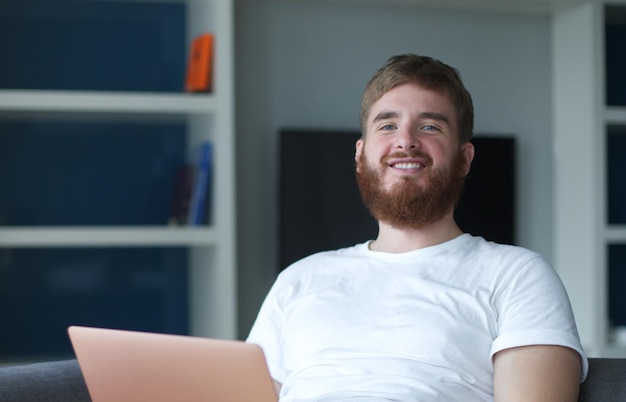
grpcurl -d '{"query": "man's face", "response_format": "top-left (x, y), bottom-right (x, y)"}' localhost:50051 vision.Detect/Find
top-left (355, 83), bottom-right (474, 229)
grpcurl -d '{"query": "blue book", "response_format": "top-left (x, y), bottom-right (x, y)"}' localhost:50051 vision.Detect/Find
top-left (187, 142), bottom-right (213, 225)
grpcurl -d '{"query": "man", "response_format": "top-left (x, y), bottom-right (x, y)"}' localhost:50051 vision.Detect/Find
top-left (248, 54), bottom-right (587, 401)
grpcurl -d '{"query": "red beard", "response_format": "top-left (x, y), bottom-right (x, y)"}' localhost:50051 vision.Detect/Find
top-left (356, 149), bottom-right (467, 230)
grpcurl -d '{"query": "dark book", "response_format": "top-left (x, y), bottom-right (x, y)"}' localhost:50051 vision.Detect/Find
top-left (167, 165), bottom-right (195, 226)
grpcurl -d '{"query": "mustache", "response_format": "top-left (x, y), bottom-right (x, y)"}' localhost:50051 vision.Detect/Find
top-left (381, 151), bottom-right (433, 165)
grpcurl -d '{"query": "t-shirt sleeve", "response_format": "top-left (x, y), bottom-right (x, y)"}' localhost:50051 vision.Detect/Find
top-left (489, 255), bottom-right (588, 381)
top-left (246, 276), bottom-right (288, 383)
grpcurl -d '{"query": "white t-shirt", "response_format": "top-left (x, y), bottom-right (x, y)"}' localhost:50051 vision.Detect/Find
top-left (247, 234), bottom-right (588, 401)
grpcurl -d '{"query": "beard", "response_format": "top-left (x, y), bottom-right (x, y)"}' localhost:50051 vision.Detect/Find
top-left (355, 149), bottom-right (467, 230)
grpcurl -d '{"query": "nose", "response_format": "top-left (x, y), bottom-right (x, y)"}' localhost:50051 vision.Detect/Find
top-left (394, 127), bottom-right (419, 150)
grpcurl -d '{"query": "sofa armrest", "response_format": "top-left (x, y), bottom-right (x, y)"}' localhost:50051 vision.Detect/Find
top-left (0, 359), bottom-right (90, 402)
top-left (579, 358), bottom-right (626, 402)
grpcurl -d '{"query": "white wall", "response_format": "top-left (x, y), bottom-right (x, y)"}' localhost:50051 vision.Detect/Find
top-left (235, 0), bottom-right (553, 337)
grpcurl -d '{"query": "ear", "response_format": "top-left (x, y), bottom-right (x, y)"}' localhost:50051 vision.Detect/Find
top-left (355, 138), bottom-right (364, 173)
top-left (461, 141), bottom-right (475, 176)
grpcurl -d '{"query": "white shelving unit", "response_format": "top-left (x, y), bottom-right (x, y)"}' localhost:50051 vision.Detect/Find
top-left (554, 0), bottom-right (626, 357)
top-left (0, 0), bottom-right (236, 343)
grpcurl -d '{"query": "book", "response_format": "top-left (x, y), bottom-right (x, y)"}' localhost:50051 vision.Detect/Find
top-left (187, 142), bottom-right (213, 226)
top-left (167, 165), bottom-right (195, 226)
top-left (185, 33), bottom-right (214, 92)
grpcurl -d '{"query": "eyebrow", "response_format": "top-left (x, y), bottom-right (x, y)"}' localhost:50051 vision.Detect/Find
top-left (371, 111), bottom-right (399, 124)
top-left (371, 110), bottom-right (450, 125)
top-left (419, 112), bottom-right (450, 124)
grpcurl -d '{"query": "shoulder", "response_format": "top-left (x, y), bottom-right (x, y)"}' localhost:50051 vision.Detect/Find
top-left (452, 235), bottom-right (560, 290)
top-left (274, 242), bottom-right (370, 287)
top-left (455, 234), bottom-right (548, 268)
top-left (462, 234), bottom-right (540, 257)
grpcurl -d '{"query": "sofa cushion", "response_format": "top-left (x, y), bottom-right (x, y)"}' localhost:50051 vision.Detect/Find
top-left (0, 356), bottom-right (624, 401)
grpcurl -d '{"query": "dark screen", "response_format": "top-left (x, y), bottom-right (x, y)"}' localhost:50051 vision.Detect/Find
top-left (278, 129), bottom-right (516, 271)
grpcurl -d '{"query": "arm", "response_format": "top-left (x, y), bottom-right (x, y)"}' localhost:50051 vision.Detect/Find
top-left (493, 345), bottom-right (581, 402)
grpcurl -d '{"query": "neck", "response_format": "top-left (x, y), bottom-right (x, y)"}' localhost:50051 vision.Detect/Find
top-left (369, 212), bottom-right (463, 253)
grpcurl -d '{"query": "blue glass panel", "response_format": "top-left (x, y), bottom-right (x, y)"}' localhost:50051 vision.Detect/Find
top-left (609, 244), bottom-right (626, 327)
top-left (0, 1), bottom-right (185, 92)
top-left (607, 126), bottom-right (626, 225)
top-left (0, 247), bottom-right (188, 360)
top-left (0, 120), bottom-right (186, 226)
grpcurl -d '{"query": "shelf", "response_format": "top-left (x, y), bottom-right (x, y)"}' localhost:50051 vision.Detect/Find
top-left (605, 106), bottom-right (626, 124)
top-left (607, 225), bottom-right (626, 243)
top-left (0, 226), bottom-right (219, 248)
top-left (0, 89), bottom-right (216, 116)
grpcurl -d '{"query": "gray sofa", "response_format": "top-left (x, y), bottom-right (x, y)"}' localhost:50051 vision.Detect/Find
top-left (0, 358), bottom-right (624, 401)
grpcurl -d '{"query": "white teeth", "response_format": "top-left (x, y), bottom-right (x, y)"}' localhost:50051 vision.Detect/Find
top-left (394, 162), bottom-right (422, 169)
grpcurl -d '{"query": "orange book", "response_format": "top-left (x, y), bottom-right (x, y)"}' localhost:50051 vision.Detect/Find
top-left (185, 33), bottom-right (214, 92)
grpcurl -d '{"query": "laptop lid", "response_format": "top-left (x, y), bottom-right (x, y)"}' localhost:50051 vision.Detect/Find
top-left (68, 326), bottom-right (278, 402)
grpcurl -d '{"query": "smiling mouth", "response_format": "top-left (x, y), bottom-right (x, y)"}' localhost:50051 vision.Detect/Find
top-left (391, 162), bottom-right (424, 169)
top-left (384, 152), bottom-right (431, 172)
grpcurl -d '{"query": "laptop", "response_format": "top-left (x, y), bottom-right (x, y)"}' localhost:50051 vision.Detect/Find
top-left (68, 326), bottom-right (278, 402)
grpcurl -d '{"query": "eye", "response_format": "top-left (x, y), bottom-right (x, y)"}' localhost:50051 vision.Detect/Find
top-left (379, 123), bottom-right (397, 132)
top-left (421, 124), bottom-right (440, 133)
